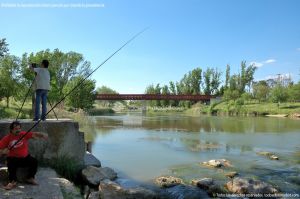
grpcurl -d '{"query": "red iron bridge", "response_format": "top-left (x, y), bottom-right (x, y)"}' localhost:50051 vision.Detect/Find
top-left (96, 94), bottom-right (216, 102)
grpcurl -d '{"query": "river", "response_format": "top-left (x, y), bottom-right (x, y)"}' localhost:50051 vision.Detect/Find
top-left (84, 113), bottom-right (300, 193)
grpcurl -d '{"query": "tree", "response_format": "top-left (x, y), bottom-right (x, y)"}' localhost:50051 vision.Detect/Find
top-left (96, 86), bottom-right (118, 107)
top-left (225, 64), bottom-right (230, 89)
top-left (161, 85), bottom-right (170, 107)
top-left (190, 68), bottom-right (202, 94)
top-left (223, 89), bottom-right (240, 101)
top-left (63, 76), bottom-right (95, 110)
top-left (0, 55), bottom-right (21, 107)
top-left (245, 64), bottom-right (257, 92)
top-left (203, 68), bottom-right (213, 95)
top-left (229, 75), bottom-right (239, 91)
top-left (240, 61), bottom-right (247, 93)
top-left (0, 38), bottom-right (9, 57)
top-left (145, 84), bottom-right (156, 107)
top-left (154, 83), bottom-right (161, 106)
top-left (288, 82), bottom-right (300, 102)
top-left (252, 81), bottom-right (270, 102)
top-left (270, 84), bottom-right (288, 103)
top-left (169, 81), bottom-right (177, 106)
top-left (24, 49), bottom-right (92, 104)
top-left (211, 68), bottom-right (222, 94)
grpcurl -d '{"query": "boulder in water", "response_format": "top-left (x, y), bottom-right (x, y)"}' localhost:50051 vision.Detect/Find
top-left (226, 177), bottom-right (279, 194)
top-left (154, 176), bottom-right (183, 188)
top-left (202, 159), bottom-right (232, 168)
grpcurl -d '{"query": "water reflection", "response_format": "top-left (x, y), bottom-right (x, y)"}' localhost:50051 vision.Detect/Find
top-left (92, 113), bottom-right (300, 134)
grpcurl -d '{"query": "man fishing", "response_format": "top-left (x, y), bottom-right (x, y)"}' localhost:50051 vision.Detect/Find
top-left (0, 121), bottom-right (48, 190)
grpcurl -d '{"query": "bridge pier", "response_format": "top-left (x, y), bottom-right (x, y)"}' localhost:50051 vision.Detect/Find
top-left (141, 100), bottom-right (147, 114)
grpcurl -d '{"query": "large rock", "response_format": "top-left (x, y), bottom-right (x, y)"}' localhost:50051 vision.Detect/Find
top-left (226, 177), bottom-right (279, 194)
top-left (84, 151), bottom-right (101, 167)
top-left (154, 176), bottom-right (183, 188)
top-left (82, 166), bottom-right (117, 186)
top-left (0, 120), bottom-right (86, 165)
top-left (99, 179), bottom-right (157, 199)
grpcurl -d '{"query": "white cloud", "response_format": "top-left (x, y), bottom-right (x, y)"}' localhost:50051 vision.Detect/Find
top-left (265, 59), bottom-right (276, 64)
top-left (250, 59), bottom-right (276, 68)
top-left (297, 48), bottom-right (300, 51)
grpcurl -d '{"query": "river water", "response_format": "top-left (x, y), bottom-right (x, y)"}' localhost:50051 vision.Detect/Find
top-left (85, 113), bottom-right (300, 193)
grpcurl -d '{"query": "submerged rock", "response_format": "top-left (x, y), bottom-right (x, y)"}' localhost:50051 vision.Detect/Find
top-left (188, 142), bottom-right (221, 152)
top-left (257, 151), bottom-right (279, 160)
top-left (99, 179), bottom-right (157, 199)
top-left (191, 178), bottom-right (214, 190)
top-left (81, 166), bottom-right (117, 186)
top-left (154, 176), bottom-right (183, 188)
top-left (201, 159), bottom-right (232, 168)
top-left (270, 155), bottom-right (279, 160)
top-left (226, 177), bottom-right (279, 194)
top-left (163, 184), bottom-right (209, 199)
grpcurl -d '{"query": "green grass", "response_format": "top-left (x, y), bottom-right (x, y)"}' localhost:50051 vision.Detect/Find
top-left (49, 154), bottom-right (82, 183)
top-left (212, 101), bottom-right (300, 116)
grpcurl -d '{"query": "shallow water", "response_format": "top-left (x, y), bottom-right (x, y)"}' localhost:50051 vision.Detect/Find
top-left (86, 113), bottom-right (300, 193)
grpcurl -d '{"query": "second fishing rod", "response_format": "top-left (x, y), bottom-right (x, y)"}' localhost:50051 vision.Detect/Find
top-left (9, 27), bottom-right (148, 150)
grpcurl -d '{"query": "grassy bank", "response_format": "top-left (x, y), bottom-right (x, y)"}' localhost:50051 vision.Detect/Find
top-left (187, 101), bottom-right (300, 117)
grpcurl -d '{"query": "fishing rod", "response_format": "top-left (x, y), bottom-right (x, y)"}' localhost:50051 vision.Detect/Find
top-left (47, 97), bottom-right (58, 120)
top-left (16, 76), bottom-right (36, 121)
top-left (9, 27), bottom-right (148, 150)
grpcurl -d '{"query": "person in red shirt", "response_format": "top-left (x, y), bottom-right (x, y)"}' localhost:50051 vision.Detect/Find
top-left (0, 121), bottom-right (48, 190)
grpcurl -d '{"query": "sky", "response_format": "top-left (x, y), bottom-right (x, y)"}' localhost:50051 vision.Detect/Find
top-left (0, 0), bottom-right (300, 93)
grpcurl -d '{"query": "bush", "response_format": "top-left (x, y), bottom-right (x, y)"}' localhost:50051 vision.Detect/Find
top-left (49, 155), bottom-right (82, 183)
top-left (235, 98), bottom-right (244, 106)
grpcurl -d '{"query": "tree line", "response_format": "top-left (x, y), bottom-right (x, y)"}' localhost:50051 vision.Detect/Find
top-left (145, 61), bottom-right (300, 107)
top-left (0, 38), bottom-right (96, 110)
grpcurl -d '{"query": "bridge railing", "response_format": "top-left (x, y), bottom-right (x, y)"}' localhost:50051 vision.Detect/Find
top-left (95, 94), bottom-right (215, 101)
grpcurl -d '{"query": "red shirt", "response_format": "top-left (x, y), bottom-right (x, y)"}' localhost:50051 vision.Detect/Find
top-left (0, 131), bottom-right (33, 158)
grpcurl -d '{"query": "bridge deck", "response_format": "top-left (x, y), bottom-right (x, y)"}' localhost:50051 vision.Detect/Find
top-left (95, 94), bottom-right (214, 101)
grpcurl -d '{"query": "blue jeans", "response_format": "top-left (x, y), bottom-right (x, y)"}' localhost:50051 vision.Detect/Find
top-left (35, 89), bottom-right (48, 120)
